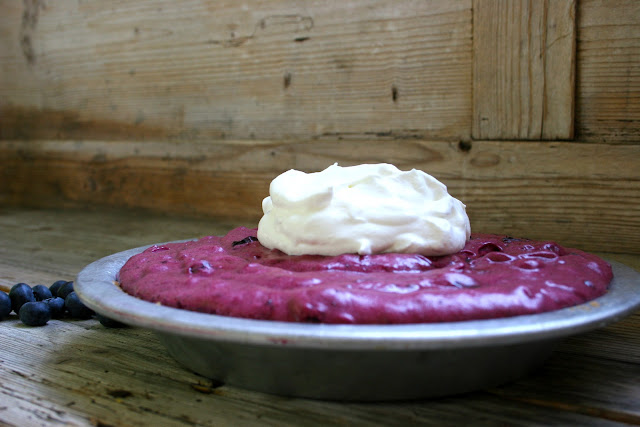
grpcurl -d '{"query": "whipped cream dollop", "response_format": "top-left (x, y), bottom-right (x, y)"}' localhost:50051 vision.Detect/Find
top-left (257, 163), bottom-right (471, 256)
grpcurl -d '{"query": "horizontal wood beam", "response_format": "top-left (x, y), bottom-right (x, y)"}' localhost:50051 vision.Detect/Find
top-left (2, 139), bottom-right (639, 254)
top-left (0, 0), bottom-right (472, 142)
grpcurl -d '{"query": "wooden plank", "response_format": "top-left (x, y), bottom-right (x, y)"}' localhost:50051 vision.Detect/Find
top-left (0, 0), bottom-right (472, 142)
top-left (0, 317), bottom-right (630, 426)
top-left (559, 311), bottom-right (640, 365)
top-left (473, 0), bottom-right (576, 140)
top-left (0, 207), bottom-right (638, 425)
top-left (576, 0), bottom-right (640, 143)
top-left (1, 139), bottom-right (640, 254)
top-left (488, 352), bottom-right (640, 425)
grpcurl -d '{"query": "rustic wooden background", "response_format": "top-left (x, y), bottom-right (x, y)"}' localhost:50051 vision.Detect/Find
top-left (1, 0), bottom-right (639, 254)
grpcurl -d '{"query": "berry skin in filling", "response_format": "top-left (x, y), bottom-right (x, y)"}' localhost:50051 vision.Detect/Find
top-left (117, 227), bottom-right (613, 324)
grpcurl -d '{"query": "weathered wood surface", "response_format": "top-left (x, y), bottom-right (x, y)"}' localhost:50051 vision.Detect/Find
top-left (2, 0), bottom-right (639, 144)
top-left (576, 0), bottom-right (640, 143)
top-left (2, 139), bottom-right (640, 255)
top-left (472, 0), bottom-right (576, 140)
top-left (0, 0), bottom-right (472, 142)
top-left (0, 207), bottom-right (639, 426)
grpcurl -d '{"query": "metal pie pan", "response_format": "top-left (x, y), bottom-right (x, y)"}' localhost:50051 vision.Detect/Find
top-left (75, 241), bottom-right (640, 401)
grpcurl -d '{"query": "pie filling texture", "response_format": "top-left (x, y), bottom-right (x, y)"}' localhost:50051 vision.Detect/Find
top-left (117, 227), bottom-right (613, 324)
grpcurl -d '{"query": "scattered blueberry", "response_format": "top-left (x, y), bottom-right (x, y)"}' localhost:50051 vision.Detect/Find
top-left (96, 313), bottom-right (127, 328)
top-left (0, 292), bottom-right (12, 319)
top-left (45, 297), bottom-right (66, 318)
top-left (6, 279), bottom-right (111, 327)
top-left (19, 301), bottom-right (51, 326)
top-left (57, 281), bottom-right (75, 300)
top-left (49, 280), bottom-right (67, 297)
top-left (32, 284), bottom-right (53, 301)
top-left (9, 283), bottom-right (35, 313)
top-left (65, 292), bottom-right (94, 319)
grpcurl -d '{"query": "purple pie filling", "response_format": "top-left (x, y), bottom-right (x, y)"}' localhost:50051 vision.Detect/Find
top-left (117, 227), bottom-right (612, 324)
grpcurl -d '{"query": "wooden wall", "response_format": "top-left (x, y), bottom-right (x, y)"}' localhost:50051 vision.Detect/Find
top-left (1, 0), bottom-right (639, 254)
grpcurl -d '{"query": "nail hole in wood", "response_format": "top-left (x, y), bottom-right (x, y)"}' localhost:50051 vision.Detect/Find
top-left (458, 140), bottom-right (472, 152)
top-left (284, 72), bottom-right (292, 89)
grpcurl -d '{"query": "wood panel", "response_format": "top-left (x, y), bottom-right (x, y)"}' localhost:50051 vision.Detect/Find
top-left (473, 0), bottom-right (576, 140)
top-left (2, 139), bottom-right (639, 254)
top-left (576, 0), bottom-right (640, 143)
top-left (2, 0), bottom-right (639, 144)
top-left (0, 0), bottom-right (472, 142)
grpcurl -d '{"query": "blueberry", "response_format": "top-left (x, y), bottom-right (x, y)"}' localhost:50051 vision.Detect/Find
top-left (65, 292), bottom-right (94, 319)
top-left (45, 297), bottom-right (66, 318)
top-left (57, 281), bottom-right (75, 300)
top-left (32, 284), bottom-right (53, 301)
top-left (96, 313), bottom-right (127, 328)
top-left (0, 292), bottom-right (12, 319)
top-left (49, 280), bottom-right (68, 297)
top-left (19, 301), bottom-right (51, 326)
top-left (9, 283), bottom-right (35, 313)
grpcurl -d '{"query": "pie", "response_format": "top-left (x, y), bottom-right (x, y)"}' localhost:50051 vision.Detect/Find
top-left (116, 227), bottom-right (612, 324)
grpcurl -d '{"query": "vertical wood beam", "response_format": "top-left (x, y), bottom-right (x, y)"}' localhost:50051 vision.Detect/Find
top-left (473, 0), bottom-right (576, 140)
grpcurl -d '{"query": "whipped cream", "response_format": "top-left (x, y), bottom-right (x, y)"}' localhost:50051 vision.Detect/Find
top-left (257, 163), bottom-right (471, 256)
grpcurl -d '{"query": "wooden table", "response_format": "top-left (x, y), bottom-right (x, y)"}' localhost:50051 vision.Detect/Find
top-left (1, 207), bottom-right (639, 426)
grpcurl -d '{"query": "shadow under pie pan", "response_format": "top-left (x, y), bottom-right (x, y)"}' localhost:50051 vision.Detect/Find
top-left (75, 241), bottom-right (640, 401)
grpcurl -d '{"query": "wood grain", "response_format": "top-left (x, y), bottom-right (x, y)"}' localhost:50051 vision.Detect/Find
top-left (473, 0), bottom-right (576, 140)
top-left (2, 0), bottom-right (639, 145)
top-left (488, 350), bottom-right (640, 425)
top-left (2, 138), bottom-right (639, 254)
top-left (576, 0), bottom-right (640, 143)
top-left (0, 207), bottom-right (638, 425)
top-left (0, 319), bottom-right (631, 426)
top-left (0, 0), bottom-right (472, 142)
